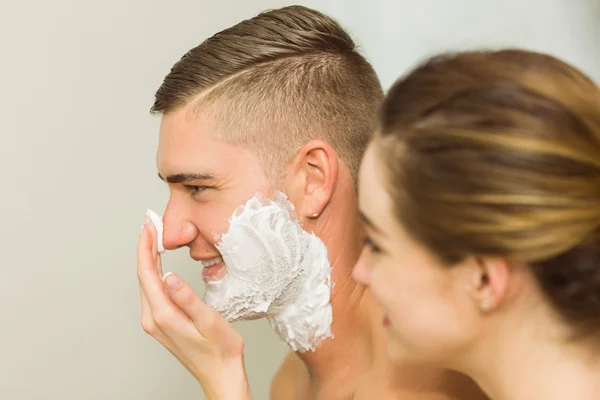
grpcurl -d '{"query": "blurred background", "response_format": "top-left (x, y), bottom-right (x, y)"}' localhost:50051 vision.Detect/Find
top-left (1, 0), bottom-right (598, 398)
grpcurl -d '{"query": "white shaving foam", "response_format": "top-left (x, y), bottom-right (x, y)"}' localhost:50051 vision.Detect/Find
top-left (146, 209), bottom-right (165, 253)
top-left (203, 192), bottom-right (334, 352)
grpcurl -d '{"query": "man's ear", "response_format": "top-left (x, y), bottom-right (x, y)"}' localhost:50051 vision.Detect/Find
top-left (284, 140), bottom-right (339, 219)
top-left (461, 256), bottom-right (511, 312)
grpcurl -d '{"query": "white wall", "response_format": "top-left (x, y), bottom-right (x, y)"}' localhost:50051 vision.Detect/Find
top-left (329, 0), bottom-right (600, 89)
top-left (1, 0), bottom-right (598, 399)
top-left (0, 1), bottom-right (325, 399)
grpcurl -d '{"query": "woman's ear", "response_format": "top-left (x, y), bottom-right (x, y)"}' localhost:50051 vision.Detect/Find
top-left (463, 257), bottom-right (510, 312)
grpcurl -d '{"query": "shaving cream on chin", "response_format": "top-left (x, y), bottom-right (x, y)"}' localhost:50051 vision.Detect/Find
top-left (204, 192), bottom-right (334, 353)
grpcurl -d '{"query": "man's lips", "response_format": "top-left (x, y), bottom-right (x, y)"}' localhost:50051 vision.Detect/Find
top-left (200, 255), bottom-right (223, 268)
top-left (200, 256), bottom-right (226, 281)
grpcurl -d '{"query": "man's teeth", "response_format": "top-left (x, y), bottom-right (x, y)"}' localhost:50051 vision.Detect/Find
top-left (201, 256), bottom-right (223, 268)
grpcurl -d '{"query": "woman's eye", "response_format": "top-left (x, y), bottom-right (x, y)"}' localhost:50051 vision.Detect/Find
top-left (364, 237), bottom-right (381, 254)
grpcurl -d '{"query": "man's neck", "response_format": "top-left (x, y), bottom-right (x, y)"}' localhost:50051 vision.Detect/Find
top-left (298, 275), bottom-right (376, 396)
top-left (295, 203), bottom-right (377, 396)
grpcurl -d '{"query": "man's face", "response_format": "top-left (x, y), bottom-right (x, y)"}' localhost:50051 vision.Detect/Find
top-left (156, 106), bottom-right (275, 281)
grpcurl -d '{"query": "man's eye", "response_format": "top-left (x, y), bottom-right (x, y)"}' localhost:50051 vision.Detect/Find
top-left (184, 185), bottom-right (207, 196)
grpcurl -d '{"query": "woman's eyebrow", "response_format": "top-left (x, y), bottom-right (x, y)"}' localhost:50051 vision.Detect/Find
top-left (359, 209), bottom-right (387, 237)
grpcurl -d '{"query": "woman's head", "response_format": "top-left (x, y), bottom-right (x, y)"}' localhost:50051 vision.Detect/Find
top-left (354, 49), bottom-right (600, 366)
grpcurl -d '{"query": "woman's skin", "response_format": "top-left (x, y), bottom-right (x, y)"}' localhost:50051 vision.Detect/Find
top-left (353, 143), bottom-right (600, 400)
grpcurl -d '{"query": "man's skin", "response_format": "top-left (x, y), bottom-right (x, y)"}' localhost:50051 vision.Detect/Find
top-left (140, 100), bottom-right (489, 399)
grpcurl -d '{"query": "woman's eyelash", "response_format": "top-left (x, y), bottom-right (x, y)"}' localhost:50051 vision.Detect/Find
top-left (364, 237), bottom-right (381, 254)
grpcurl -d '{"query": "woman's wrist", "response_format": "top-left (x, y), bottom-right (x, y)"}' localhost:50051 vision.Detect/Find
top-left (202, 357), bottom-right (252, 400)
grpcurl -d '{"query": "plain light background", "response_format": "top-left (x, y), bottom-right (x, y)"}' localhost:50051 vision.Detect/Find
top-left (1, 0), bottom-right (598, 399)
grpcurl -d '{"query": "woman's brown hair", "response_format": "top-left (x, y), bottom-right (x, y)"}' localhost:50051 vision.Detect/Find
top-left (378, 49), bottom-right (600, 339)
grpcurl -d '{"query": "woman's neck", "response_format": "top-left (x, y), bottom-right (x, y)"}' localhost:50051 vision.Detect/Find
top-left (463, 311), bottom-right (600, 400)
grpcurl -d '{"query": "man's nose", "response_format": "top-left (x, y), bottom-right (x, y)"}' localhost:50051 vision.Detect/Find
top-left (162, 207), bottom-right (198, 250)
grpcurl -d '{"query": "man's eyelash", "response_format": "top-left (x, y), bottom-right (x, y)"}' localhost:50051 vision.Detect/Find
top-left (184, 185), bottom-right (207, 195)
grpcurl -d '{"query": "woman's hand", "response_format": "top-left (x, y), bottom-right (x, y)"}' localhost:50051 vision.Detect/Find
top-left (137, 218), bottom-right (252, 399)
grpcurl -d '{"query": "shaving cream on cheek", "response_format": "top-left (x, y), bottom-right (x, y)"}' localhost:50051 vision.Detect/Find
top-left (204, 192), bottom-right (334, 352)
top-left (146, 209), bottom-right (165, 253)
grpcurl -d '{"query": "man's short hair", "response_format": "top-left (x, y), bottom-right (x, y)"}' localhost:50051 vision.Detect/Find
top-left (151, 5), bottom-right (383, 183)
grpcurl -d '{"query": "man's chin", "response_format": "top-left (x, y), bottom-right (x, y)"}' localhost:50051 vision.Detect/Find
top-left (202, 262), bottom-right (227, 281)
top-left (204, 291), bottom-right (271, 323)
top-left (228, 312), bottom-right (269, 323)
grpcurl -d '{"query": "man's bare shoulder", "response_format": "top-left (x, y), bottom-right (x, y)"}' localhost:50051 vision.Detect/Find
top-left (270, 351), bottom-right (308, 400)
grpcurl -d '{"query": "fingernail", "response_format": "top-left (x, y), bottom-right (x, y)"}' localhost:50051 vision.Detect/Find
top-left (145, 216), bottom-right (150, 225)
top-left (162, 272), bottom-right (179, 290)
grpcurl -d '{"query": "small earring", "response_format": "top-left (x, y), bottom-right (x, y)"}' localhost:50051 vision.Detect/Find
top-left (312, 213), bottom-right (319, 218)
top-left (480, 299), bottom-right (490, 311)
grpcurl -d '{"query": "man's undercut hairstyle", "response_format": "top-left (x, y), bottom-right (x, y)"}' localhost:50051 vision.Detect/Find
top-left (151, 5), bottom-right (383, 183)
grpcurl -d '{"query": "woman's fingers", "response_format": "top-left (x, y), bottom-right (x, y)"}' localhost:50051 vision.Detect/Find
top-left (163, 272), bottom-right (243, 352)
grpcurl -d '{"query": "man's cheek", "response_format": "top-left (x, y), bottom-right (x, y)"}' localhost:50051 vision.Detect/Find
top-left (200, 214), bottom-right (234, 243)
top-left (201, 193), bottom-right (263, 241)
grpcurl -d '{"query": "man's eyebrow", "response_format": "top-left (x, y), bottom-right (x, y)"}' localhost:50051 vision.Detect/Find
top-left (358, 210), bottom-right (386, 236)
top-left (157, 172), bottom-right (217, 184)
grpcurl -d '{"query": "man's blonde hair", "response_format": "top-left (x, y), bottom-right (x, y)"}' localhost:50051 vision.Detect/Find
top-left (151, 5), bottom-right (383, 182)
